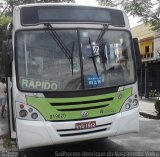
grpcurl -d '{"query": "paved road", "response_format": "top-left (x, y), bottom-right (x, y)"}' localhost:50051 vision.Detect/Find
top-left (111, 117), bottom-right (160, 151)
top-left (15, 117), bottom-right (160, 157)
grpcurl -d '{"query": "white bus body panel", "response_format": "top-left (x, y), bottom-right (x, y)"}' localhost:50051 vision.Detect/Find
top-left (17, 107), bottom-right (139, 150)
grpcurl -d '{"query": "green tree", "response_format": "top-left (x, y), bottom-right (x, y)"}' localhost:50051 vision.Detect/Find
top-left (0, 15), bottom-right (11, 39)
top-left (0, 15), bottom-right (11, 77)
top-left (96, 0), bottom-right (160, 30)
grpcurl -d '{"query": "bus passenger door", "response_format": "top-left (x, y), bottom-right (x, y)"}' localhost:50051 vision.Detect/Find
top-left (2, 40), bottom-right (16, 139)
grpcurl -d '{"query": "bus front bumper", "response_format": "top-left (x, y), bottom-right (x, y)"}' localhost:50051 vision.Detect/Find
top-left (16, 107), bottom-right (139, 150)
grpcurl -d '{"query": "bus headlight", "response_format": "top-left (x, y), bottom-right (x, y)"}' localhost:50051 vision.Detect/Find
top-left (31, 113), bottom-right (38, 119)
top-left (125, 103), bottom-right (130, 110)
top-left (133, 99), bottom-right (138, 106)
top-left (19, 110), bottom-right (28, 117)
top-left (121, 94), bottom-right (139, 112)
top-left (16, 102), bottom-right (44, 121)
top-left (28, 108), bottom-right (33, 113)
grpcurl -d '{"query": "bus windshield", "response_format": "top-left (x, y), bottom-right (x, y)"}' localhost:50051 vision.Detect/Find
top-left (16, 29), bottom-right (135, 91)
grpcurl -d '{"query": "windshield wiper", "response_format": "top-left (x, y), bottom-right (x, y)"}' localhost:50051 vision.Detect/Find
top-left (44, 23), bottom-right (71, 60)
top-left (88, 37), bottom-right (99, 77)
top-left (96, 24), bottom-right (109, 44)
top-left (88, 24), bottom-right (109, 77)
top-left (44, 23), bottom-right (75, 75)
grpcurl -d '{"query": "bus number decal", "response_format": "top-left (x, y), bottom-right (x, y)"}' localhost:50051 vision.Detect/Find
top-left (50, 114), bottom-right (66, 119)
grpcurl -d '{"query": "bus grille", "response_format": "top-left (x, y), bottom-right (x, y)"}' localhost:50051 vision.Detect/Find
top-left (50, 97), bottom-right (114, 112)
top-left (57, 122), bottom-right (112, 137)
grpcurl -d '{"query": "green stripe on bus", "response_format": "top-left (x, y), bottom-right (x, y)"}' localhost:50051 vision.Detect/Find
top-left (26, 88), bottom-right (132, 121)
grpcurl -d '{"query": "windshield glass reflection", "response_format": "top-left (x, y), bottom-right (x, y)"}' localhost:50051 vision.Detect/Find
top-left (16, 29), bottom-right (135, 91)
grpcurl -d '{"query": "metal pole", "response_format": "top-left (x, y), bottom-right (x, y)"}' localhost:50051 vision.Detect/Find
top-left (145, 62), bottom-right (149, 98)
top-left (140, 64), bottom-right (143, 99)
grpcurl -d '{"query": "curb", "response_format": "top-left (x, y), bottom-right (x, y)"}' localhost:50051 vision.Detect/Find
top-left (139, 112), bottom-right (160, 120)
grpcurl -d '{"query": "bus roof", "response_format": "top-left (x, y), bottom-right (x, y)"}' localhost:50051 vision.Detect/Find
top-left (12, 3), bottom-right (130, 30)
top-left (14, 3), bottom-right (123, 12)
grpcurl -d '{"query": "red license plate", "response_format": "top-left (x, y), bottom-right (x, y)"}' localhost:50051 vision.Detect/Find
top-left (75, 121), bottom-right (96, 130)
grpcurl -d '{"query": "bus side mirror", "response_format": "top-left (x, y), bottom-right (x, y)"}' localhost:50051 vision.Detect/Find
top-left (6, 23), bottom-right (12, 40)
top-left (2, 40), bottom-right (12, 77)
top-left (133, 38), bottom-right (142, 71)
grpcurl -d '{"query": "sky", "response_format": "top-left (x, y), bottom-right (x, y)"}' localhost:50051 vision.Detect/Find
top-left (75, 0), bottom-right (142, 28)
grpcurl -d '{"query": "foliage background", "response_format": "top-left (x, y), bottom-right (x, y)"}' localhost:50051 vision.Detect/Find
top-left (96, 0), bottom-right (160, 31)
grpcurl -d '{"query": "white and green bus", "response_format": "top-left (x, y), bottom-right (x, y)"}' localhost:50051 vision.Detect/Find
top-left (3, 3), bottom-right (141, 150)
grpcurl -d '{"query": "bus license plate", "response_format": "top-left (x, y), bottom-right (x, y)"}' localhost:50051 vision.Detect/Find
top-left (75, 121), bottom-right (96, 130)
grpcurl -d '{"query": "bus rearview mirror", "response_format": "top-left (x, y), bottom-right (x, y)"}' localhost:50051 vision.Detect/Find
top-left (133, 38), bottom-right (142, 71)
